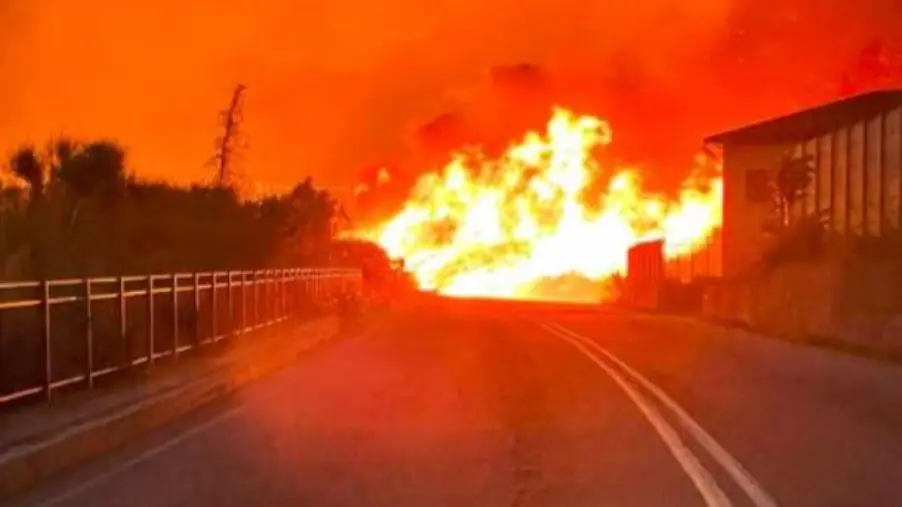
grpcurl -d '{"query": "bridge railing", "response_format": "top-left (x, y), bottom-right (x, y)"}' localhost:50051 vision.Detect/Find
top-left (0, 268), bottom-right (361, 405)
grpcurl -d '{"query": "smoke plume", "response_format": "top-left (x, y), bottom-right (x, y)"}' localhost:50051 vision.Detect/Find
top-left (1, 0), bottom-right (900, 215)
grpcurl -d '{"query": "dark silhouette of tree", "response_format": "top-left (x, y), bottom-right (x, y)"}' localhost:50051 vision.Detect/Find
top-left (773, 152), bottom-right (815, 228)
top-left (1, 133), bottom-right (350, 398)
top-left (56, 140), bottom-right (126, 201)
top-left (48, 137), bottom-right (77, 178)
top-left (1, 135), bottom-right (341, 280)
top-left (9, 146), bottom-right (44, 205)
top-left (762, 152), bottom-right (828, 267)
top-left (257, 177), bottom-right (342, 266)
top-left (211, 84), bottom-right (247, 188)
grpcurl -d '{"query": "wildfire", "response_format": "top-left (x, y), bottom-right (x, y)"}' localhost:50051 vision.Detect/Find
top-left (351, 107), bottom-right (722, 302)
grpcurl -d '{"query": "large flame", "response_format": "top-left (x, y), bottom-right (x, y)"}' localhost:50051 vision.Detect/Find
top-left (351, 107), bottom-right (722, 302)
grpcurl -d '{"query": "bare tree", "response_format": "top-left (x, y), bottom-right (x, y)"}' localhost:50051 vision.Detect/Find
top-left (211, 84), bottom-right (247, 187)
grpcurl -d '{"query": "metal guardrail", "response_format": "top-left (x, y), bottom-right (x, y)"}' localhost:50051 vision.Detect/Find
top-left (0, 267), bottom-right (361, 405)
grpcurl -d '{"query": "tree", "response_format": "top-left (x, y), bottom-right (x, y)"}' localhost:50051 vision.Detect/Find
top-left (56, 140), bottom-right (126, 201)
top-left (211, 84), bottom-right (247, 187)
top-left (9, 146), bottom-right (44, 204)
top-left (47, 137), bottom-right (77, 180)
top-left (762, 152), bottom-right (826, 266)
top-left (255, 177), bottom-right (342, 266)
top-left (2, 132), bottom-right (341, 279)
top-left (50, 140), bottom-right (127, 232)
top-left (772, 152), bottom-right (815, 229)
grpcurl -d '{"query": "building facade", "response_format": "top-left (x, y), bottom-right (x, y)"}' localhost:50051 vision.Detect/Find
top-left (705, 90), bottom-right (902, 277)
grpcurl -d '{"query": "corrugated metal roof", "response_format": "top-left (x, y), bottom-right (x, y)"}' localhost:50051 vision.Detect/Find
top-left (704, 89), bottom-right (902, 145)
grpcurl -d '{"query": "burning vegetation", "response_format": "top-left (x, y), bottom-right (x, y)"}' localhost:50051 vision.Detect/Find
top-left (347, 108), bottom-right (723, 302)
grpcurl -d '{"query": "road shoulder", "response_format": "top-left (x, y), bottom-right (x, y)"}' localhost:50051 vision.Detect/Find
top-left (0, 315), bottom-right (343, 500)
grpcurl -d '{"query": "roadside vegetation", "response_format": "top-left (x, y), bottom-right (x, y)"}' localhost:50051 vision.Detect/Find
top-left (0, 134), bottom-right (413, 403)
top-left (0, 138), bottom-right (344, 280)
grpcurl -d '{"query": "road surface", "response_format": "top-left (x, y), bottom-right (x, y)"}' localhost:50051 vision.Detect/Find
top-left (10, 297), bottom-right (902, 507)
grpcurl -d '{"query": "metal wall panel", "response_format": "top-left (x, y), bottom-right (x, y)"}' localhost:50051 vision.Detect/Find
top-left (818, 134), bottom-right (832, 223)
top-left (833, 128), bottom-right (849, 234)
top-left (866, 116), bottom-right (883, 235)
top-left (790, 143), bottom-right (805, 222)
top-left (804, 138), bottom-right (818, 217)
top-left (885, 108), bottom-right (901, 230)
top-left (849, 122), bottom-right (865, 235)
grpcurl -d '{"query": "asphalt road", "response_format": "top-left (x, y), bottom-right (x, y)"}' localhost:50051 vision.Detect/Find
top-left (10, 297), bottom-right (902, 507)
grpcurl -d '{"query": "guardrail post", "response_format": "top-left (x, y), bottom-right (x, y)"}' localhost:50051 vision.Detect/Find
top-left (253, 271), bottom-right (259, 328)
top-left (1, 266), bottom-right (365, 407)
top-left (193, 272), bottom-right (201, 346)
top-left (259, 270), bottom-right (265, 326)
top-left (41, 280), bottom-right (52, 401)
top-left (270, 271), bottom-right (276, 322)
top-left (263, 270), bottom-right (270, 325)
top-left (313, 271), bottom-right (318, 303)
top-left (269, 270), bottom-right (275, 324)
top-left (211, 273), bottom-right (218, 342)
top-left (85, 278), bottom-right (94, 389)
top-left (296, 270), bottom-right (302, 310)
top-left (302, 270), bottom-right (310, 309)
top-left (303, 269), bottom-right (309, 313)
top-left (296, 269), bottom-right (308, 313)
top-left (269, 270), bottom-right (274, 323)
top-left (241, 271), bottom-right (247, 333)
top-left (285, 269), bottom-right (291, 318)
top-left (290, 270), bottom-right (295, 316)
top-left (273, 270), bottom-right (278, 321)
top-left (172, 274), bottom-right (179, 359)
top-left (227, 271), bottom-right (234, 337)
top-left (281, 269), bottom-right (287, 321)
top-left (119, 276), bottom-right (128, 370)
top-left (147, 275), bottom-right (155, 366)
top-left (272, 270), bottom-right (277, 323)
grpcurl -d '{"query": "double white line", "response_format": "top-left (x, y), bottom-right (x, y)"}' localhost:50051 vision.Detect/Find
top-left (539, 321), bottom-right (780, 507)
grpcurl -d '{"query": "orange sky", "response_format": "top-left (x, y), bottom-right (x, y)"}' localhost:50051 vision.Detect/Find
top-left (1, 0), bottom-right (900, 209)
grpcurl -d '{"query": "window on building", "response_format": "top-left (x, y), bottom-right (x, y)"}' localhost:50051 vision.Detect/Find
top-left (745, 169), bottom-right (770, 203)
top-left (885, 108), bottom-right (901, 231)
top-left (818, 134), bottom-right (833, 228)
top-left (833, 128), bottom-right (848, 234)
top-left (866, 115), bottom-right (883, 236)
top-left (849, 122), bottom-right (865, 235)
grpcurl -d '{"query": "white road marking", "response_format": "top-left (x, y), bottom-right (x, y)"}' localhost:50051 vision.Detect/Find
top-left (539, 322), bottom-right (733, 507)
top-left (34, 406), bottom-right (245, 507)
top-left (545, 321), bottom-right (780, 507)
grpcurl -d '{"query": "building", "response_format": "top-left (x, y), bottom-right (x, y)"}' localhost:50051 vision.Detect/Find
top-left (704, 90), bottom-right (902, 277)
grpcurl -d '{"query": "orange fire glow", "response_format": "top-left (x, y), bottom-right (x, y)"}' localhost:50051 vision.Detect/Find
top-left (350, 108), bottom-right (722, 302)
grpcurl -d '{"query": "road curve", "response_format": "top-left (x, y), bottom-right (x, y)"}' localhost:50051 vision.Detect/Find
top-left (10, 298), bottom-right (902, 507)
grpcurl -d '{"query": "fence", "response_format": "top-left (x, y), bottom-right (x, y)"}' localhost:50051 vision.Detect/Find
top-left (624, 239), bottom-right (664, 309)
top-left (0, 268), bottom-right (361, 405)
top-left (663, 229), bottom-right (723, 283)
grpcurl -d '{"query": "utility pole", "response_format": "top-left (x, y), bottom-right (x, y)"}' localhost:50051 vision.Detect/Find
top-left (212, 84), bottom-right (247, 187)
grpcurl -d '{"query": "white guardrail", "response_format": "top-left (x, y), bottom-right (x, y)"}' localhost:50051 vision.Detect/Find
top-left (0, 268), bottom-right (362, 405)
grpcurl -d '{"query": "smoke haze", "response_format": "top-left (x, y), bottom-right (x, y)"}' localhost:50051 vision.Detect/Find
top-left (1, 0), bottom-right (900, 212)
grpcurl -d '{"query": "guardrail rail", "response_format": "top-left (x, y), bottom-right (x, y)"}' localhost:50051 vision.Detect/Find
top-left (0, 267), bottom-right (361, 405)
